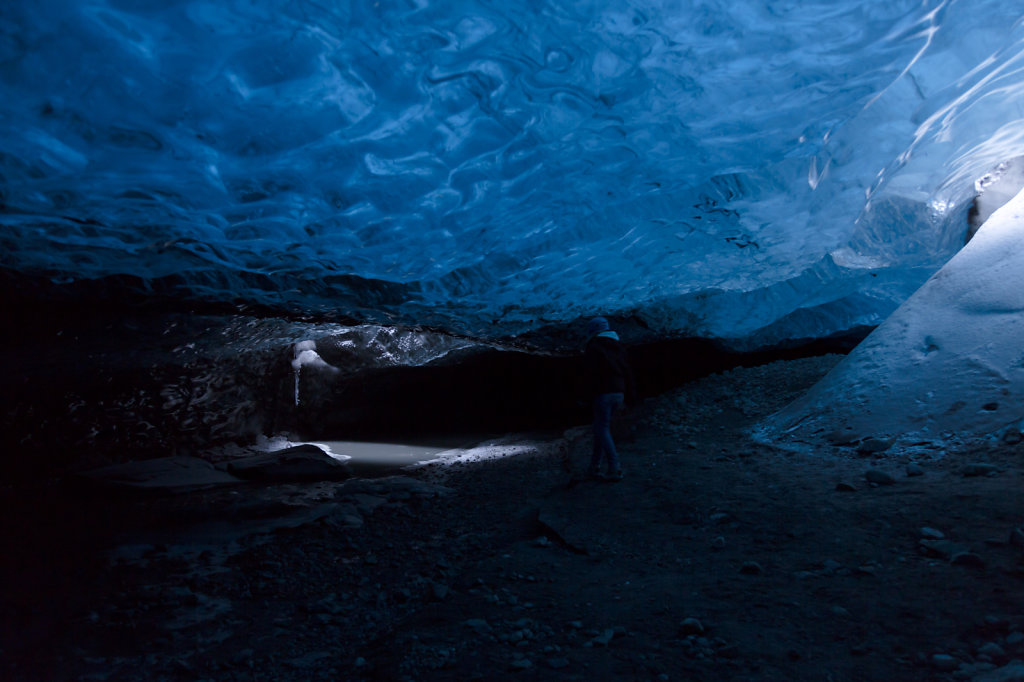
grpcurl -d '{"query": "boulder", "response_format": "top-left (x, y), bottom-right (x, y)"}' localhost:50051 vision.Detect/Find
top-left (226, 444), bottom-right (350, 481)
top-left (76, 456), bottom-right (241, 493)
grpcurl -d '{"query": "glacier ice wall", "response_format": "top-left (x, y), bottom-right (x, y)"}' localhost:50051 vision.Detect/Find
top-left (3, 0), bottom-right (1024, 342)
top-left (759, 187), bottom-right (1024, 446)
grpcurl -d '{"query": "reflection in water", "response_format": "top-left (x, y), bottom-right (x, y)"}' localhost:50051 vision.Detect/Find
top-left (262, 435), bottom-right (540, 477)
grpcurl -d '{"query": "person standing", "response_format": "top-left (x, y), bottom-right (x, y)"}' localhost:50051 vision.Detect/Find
top-left (583, 317), bottom-right (636, 481)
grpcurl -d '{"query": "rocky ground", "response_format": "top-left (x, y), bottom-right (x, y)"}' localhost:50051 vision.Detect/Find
top-left (4, 354), bottom-right (1024, 681)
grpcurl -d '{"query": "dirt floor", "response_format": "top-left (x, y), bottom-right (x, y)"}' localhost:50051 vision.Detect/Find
top-left (4, 354), bottom-right (1024, 681)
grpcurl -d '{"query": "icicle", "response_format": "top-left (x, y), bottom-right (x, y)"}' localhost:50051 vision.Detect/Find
top-left (294, 364), bottom-right (301, 406)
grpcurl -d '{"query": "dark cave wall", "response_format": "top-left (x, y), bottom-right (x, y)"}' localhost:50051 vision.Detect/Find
top-left (1, 297), bottom-right (870, 477)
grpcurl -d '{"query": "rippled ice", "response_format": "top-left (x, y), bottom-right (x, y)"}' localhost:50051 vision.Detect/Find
top-left (2, 1), bottom-right (1024, 343)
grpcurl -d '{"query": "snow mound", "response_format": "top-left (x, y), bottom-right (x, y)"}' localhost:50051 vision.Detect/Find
top-left (760, 188), bottom-right (1024, 448)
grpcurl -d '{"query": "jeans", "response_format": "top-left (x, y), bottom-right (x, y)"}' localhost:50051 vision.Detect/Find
top-left (590, 392), bottom-right (625, 474)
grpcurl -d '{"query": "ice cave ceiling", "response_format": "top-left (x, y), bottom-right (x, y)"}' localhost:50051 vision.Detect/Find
top-left (2, 0), bottom-right (1024, 344)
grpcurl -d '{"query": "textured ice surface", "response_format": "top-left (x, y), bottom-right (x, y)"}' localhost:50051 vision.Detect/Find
top-left (3, 1), bottom-right (1024, 343)
top-left (760, 187), bottom-right (1024, 445)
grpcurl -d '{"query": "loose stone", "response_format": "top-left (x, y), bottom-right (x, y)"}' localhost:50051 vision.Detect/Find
top-left (740, 561), bottom-right (763, 575)
top-left (865, 469), bottom-right (896, 485)
top-left (858, 438), bottom-right (894, 454)
top-left (962, 463), bottom-right (998, 477)
top-left (978, 642), bottom-right (1006, 659)
top-left (1009, 528), bottom-right (1024, 548)
top-left (679, 618), bottom-right (704, 635)
top-left (931, 653), bottom-right (960, 671)
top-left (950, 551), bottom-right (985, 568)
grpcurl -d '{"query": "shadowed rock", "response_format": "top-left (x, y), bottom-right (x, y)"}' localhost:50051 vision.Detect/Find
top-left (77, 456), bottom-right (241, 493)
top-left (226, 444), bottom-right (350, 482)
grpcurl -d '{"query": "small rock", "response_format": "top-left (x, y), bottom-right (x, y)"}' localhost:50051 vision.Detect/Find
top-left (960, 662), bottom-right (998, 677)
top-left (508, 658), bottom-right (532, 671)
top-left (826, 429), bottom-right (861, 446)
top-left (951, 551), bottom-right (985, 568)
top-left (978, 642), bottom-right (1007, 659)
top-left (547, 657), bottom-right (570, 669)
top-left (464, 619), bottom-right (492, 634)
top-left (1005, 631), bottom-right (1024, 645)
top-left (679, 618), bottom-right (704, 635)
top-left (931, 653), bottom-right (960, 671)
top-left (858, 438), bottom-right (893, 454)
top-left (906, 463), bottom-right (925, 477)
top-left (962, 463), bottom-right (999, 477)
top-left (591, 629), bottom-right (615, 647)
top-left (711, 536), bottom-right (726, 550)
top-left (740, 561), bottom-right (763, 575)
top-left (835, 482), bottom-right (857, 492)
top-left (431, 583), bottom-right (450, 600)
top-left (831, 606), bottom-right (851, 617)
top-left (920, 527), bottom-right (945, 540)
top-left (1003, 429), bottom-right (1023, 445)
top-left (974, 662), bottom-right (1024, 682)
top-left (533, 536), bottom-right (552, 547)
top-left (865, 469), bottom-right (896, 485)
top-left (717, 643), bottom-right (740, 659)
top-left (919, 539), bottom-right (963, 561)
top-left (1009, 528), bottom-right (1024, 548)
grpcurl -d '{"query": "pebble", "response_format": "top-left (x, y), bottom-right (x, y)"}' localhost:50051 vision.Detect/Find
top-left (975, 662), bottom-right (1024, 681)
top-left (591, 629), bottom-right (616, 647)
top-left (950, 551), bottom-right (985, 568)
top-left (679, 618), bottom-right (704, 635)
top-left (920, 527), bottom-right (945, 540)
top-left (962, 463), bottom-right (998, 477)
top-left (906, 462), bottom-right (925, 477)
top-left (508, 658), bottom-right (532, 671)
top-left (978, 642), bottom-right (1006, 659)
top-left (740, 561), bottom-right (763, 575)
top-left (464, 619), bottom-right (492, 634)
top-left (865, 469), bottom-right (896, 485)
top-left (835, 482), bottom-right (857, 492)
top-left (931, 653), bottom-right (960, 671)
top-left (1005, 631), bottom-right (1024, 645)
top-left (1009, 528), bottom-right (1024, 548)
top-left (711, 536), bottom-right (726, 550)
top-left (547, 657), bottom-right (570, 669)
top-left (858, 438), bottom-right (894, 454)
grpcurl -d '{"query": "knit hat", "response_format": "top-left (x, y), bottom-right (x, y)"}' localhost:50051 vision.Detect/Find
top-left (585, 317), bottom-right (610, 338)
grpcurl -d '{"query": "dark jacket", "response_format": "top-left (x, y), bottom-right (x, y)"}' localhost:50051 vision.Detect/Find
top-left (584, 333), bottom-right (637, 404)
